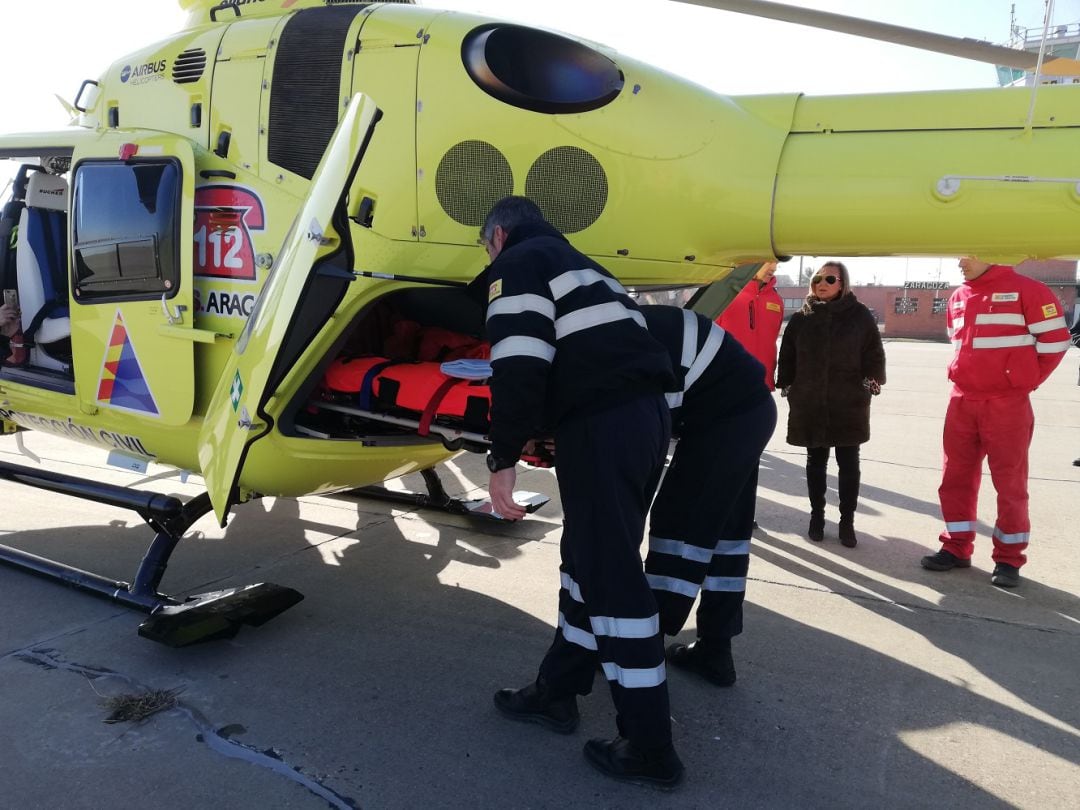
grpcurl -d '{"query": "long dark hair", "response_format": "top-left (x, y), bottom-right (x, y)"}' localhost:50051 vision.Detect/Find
top-left (802, 260), bottom-right (852, 314)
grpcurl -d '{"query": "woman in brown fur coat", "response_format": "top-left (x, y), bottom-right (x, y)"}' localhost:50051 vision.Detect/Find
top-left (776, 261), bottom-right (886, 547)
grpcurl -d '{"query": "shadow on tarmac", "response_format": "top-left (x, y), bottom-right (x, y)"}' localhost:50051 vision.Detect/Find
top-left (3, 483), bottom-right (1075, 807)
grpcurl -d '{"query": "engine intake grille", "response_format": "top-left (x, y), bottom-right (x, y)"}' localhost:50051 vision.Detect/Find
top-left (525, 146), bottom-right (607, 234)
top-left (435, 141), bottom-right (513, 228)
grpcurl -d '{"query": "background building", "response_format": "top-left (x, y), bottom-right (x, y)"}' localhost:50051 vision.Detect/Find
top-left (774, 260), bottom-right (1078, 340)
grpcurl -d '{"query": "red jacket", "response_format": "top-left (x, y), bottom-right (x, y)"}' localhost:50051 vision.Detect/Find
top-left (946, 265), bottom-right (1070, 399)
top-left (718, 276), bottom-right (783, 390)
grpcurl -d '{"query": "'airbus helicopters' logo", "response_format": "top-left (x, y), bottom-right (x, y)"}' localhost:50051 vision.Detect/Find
top-left (193, 186), bottom-right (266, 282)
top-left (120, 60), bottom-right (167, 86)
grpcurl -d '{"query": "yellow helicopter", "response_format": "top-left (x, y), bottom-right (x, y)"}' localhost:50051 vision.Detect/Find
top-left (1, 0), bottom-right (1079, 645)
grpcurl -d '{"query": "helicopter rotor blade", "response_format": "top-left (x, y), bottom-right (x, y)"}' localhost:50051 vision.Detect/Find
top-left (672, 0), bottom-right (1040, 71)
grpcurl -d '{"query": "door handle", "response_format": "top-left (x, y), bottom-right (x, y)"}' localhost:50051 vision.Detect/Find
top-left (161, 294), bottom-right (187, 325)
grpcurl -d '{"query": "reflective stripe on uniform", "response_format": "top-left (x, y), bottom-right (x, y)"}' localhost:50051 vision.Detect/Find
top-left (560, 571), bottom-right (585, 603)
top-left (490, 335), bottom-right (556, 363)
top-left (590, 614), bottom-right (660, 639)
top-left (558, 611), bottom-right (597, 650)
top-left (646, 572), bottom-right (699, 598)
top-left (714, 539), bottom-right (751, 556)
top-left (950, 317), bottom-right (965, 333)
top-left (702, 575), bottom-right (745, 592)
top-left (487, 293), bottom-right (555, 321)
top-left (649, 535), bottom-right (713, 563)
top-left (974, 313), bottom-right (1025, 326)
top-left (972, 334), bottom-right (1036, 349)
top-left (1036, 339), bottom-right (1071, 353)
top-left (548, 268), bottom-right (626, 300)
top-left (1029, 316), bottom-right (1067, 334)
top-left (680, 309), bottom-right (698, 369)
top-left (951, 340), bottom-right (962, 350)
top-left (945, 520), bottom-right (976, 533)
top-left (601, 661), bottom-right (667, 689)
top-left (554, 301), bottom-right (645, 339)
top-left (685, 325), bottom-right (725, 391)
top-left (993, 527), bottom-right (1030, 544)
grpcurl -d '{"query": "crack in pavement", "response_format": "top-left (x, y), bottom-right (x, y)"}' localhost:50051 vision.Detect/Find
top-left (4, 646), bottom-right (360, 810)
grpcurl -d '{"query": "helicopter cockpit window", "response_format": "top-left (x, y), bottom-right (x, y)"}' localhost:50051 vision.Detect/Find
top-left (462, 24), bottom-right (624, 114)
top-left (71, 160), bottom-right (181, 301)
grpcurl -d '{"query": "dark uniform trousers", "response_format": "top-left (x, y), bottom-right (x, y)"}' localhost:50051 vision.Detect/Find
top-left (538, 394), bottom-right (672, 749)
top-left (645, 396), bottom-right (777, 640)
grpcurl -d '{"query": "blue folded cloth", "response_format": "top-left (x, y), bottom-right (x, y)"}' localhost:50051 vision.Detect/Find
top-left (440, 359), bottom-right (492, 380)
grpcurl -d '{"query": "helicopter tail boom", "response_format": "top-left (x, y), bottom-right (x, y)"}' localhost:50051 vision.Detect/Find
top-left (762, 85), bottom-right (1080, 261)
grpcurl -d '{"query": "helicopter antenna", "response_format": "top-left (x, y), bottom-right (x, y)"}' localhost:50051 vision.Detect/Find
top-left (1024, 0), bottom-right (1056, 134)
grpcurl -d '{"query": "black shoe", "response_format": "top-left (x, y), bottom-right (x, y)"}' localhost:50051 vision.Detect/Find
top-left (991, 563), bottom-right (1021, 588)
top-left (666, 640), bottom-right (736, 687)
top-left (583, 736), bottom-right (684, 790)
top-left (808, 511), bottom-right (825, 542)
top-left (493, 681), bottom-right (579, 734)
top-left (839, 517), bottom-right (857, 548)
top-left (1073, 457), bottom-right (1080, 467)
top-left (920, 550), bottom-right (972, 571)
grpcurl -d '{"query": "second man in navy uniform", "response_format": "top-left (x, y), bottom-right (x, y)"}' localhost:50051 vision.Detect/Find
top-left (641, 305), bottom-right (777, 687)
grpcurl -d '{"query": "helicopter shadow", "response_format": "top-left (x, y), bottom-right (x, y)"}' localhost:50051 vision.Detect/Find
top-left (1, 485), bottom-right (1073, 805)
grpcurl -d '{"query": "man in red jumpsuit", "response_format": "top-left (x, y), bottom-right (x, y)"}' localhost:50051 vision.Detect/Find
top-left (717, 261), bottom-right (784, 390)
top-left (921, 257), bottom-right (1071, 587)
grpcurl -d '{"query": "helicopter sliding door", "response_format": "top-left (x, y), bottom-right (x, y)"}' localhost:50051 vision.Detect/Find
top-left (198, 94), bottom-right (381, 525)
top-left (69, 133), bottom-right (198, 427)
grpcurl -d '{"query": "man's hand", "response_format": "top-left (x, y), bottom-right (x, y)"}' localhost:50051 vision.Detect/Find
top-left (488, 466), bottom-right (526, 520)
top-left (0, 304), bottom-right (20, 338)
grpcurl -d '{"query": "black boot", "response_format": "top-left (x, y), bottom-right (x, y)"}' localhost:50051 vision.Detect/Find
top-left (493, 679), bottom-right (579, 734)
top-left (838, 517), bottom-right (857, 548)
top-left (806, 450), bottom-right (827, 542)
top-left (583, 736), bottom-right (684, 789)
top-left (837, 447), bottom-right (861, 548)
top-left (666, 638), bottom-right (736, 686)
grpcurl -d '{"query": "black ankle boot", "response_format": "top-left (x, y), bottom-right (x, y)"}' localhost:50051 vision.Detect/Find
top-left (808, 511), bottom-right (825, 542)
top-left (583, 736), bottom-right (684, 789)
top-left (838, 516), bottom-right (857, 547)
top-left (493, 679), bottom-right (579, 733)
top-left (667, 639), bottom-right (736, 686)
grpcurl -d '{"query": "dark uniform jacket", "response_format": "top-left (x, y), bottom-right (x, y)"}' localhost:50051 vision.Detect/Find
top-left (640, 305), bottom-right (769, 437)
top-left (477, 221), bottom-right (674, 463)
top-left (776, 292), bottom-right (885, 448)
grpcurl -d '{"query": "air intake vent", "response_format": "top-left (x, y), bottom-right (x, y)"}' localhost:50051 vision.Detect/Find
top-left (435, 141), bottom-right (513, 228)
top-left (173, 48), bottom-right (207, 84)
top-left (268, 6), bottom-right (365, 180)
top-left (525, 147), bottom-right (607, 234)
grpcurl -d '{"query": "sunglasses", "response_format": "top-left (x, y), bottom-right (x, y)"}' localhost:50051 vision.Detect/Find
top-left (811, 274), bottom-right (839, 285)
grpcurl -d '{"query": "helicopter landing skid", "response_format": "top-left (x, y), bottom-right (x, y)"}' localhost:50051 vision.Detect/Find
top-left (0, 461), bottom-right (303, 647)
top-left (347, 467), bottom-right (550, 521)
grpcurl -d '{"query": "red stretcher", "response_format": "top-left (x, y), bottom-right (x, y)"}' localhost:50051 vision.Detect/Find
top-left (311, 354), bottom-right (549, 519)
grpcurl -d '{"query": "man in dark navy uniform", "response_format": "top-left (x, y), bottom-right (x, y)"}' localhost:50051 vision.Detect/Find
top-left (477, 197), bottom-right (682, 789)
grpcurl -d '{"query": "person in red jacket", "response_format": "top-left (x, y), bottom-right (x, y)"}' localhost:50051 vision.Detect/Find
top-left (717, 262), bottom-right (784, 390)
top-left (921, 258), bottom-right (1071, 588)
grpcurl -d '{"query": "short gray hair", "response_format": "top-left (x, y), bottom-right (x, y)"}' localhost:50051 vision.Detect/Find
top-left (481, 196), bottom-right (546, 242)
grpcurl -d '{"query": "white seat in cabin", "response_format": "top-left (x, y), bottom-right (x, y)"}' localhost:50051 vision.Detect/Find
top-left (16, 170), bottom-right (71, 349)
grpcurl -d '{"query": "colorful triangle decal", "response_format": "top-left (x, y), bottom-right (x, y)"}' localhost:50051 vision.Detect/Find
top-left (96, 311), bottom-right (160, 416)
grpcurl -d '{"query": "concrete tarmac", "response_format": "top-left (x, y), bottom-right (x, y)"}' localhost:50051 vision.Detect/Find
top-left (1, 341), bottom-right (1078, 809)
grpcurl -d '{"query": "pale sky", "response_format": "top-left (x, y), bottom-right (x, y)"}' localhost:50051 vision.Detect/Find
top-left (2, 0), bottom-right (1078, 285)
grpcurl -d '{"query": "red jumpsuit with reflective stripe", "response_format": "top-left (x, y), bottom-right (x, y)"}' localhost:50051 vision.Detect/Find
top-left (717, 277), bottom-right (784, 390)
top-left (938, 265), bottom-right (1070, 566)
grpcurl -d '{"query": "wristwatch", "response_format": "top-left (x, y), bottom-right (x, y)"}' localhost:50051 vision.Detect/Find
top-left (486, 453), bottom-right (515, 473)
